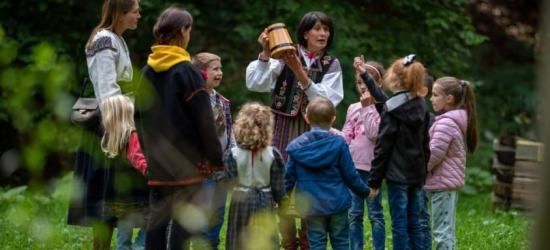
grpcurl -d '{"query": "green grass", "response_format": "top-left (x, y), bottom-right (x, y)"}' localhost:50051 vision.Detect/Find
top-left (0, 172), bottom-right (530, 250)
top-left (352, 189), bottom-right (530, 250)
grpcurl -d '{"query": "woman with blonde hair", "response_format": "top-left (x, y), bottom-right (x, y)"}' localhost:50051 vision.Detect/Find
top-left (68, 0), bottom-right (141, 249)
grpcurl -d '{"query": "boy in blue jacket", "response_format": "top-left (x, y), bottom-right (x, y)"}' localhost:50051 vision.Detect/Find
top-left (285, 97), bottom-right (371, 250)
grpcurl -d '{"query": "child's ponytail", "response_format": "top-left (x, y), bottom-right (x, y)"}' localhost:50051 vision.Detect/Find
top-left (434, 77), bottom-right (478, 154)
top-left (384, 55), bottom-right (425, 94)
top-left (462, 81), bottom-right (478, 154)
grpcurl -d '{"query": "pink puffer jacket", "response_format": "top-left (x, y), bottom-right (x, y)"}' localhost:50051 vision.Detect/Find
top-left (424, 109), bottom-right (468, 192)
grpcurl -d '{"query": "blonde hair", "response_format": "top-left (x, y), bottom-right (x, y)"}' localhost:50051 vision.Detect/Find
top-left (100, 95), bottom-right (136, 158)
top-left (192, 52), bottom-right (221, 70)
top-left (434, 77), bottom-right (478, 154)
top-left (234, 102), bottom-right (273, 150)
top-left (384, 57), bottom-right (425, 94)
top-left (306, 97), bottom-right (335, 128)
top-left (86, 0), bottom-right (138, 48)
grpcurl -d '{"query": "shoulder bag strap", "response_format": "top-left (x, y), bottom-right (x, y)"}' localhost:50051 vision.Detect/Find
top-left (79, 78), bottom-right (90, 98)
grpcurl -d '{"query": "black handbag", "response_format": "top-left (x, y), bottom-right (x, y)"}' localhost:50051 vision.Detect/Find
top-left (71, 78), bottom-right (101, 128)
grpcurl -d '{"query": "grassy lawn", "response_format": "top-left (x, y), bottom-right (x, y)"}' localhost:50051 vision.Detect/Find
top-left (0, 172), bottom-right (530, 250)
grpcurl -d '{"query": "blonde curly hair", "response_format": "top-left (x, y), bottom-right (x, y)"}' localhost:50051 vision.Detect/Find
top-left (234, 102), bottom-right (273, 150)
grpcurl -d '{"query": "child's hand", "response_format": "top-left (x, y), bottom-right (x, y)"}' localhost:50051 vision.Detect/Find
top-left (354, 55), bottom-right (366, 74)
top-left (368, 188), bottom-right (379, 200)
top-left (360, 91), bottom-right (373, 107)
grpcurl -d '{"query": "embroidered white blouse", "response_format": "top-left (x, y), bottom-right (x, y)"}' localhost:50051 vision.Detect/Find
top-left (245, 46), bottom-right (344, 107)
top-left (85, 29), bottom-right (133, 105)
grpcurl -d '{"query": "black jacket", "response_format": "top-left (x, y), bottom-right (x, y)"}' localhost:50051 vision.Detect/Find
top-left (136, 62), bottom-right (223, 186)
top-left (367, 91), bottom-right (431, 189)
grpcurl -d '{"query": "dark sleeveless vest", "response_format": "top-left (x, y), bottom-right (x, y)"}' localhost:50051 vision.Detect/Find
top-left (269, 45), bottom-right (337, 117)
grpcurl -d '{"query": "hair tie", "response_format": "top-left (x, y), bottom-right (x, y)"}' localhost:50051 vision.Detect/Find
top-left (254, 117), bottom-right (261, 126)
top-left (403, 54), bottom-right (416, 66)
top-left (403, 54), bottom-right (416, 67)
top-left (459, 80), bottom-right (467, 107)
top-left (364, 64), bottom-right (381, 80)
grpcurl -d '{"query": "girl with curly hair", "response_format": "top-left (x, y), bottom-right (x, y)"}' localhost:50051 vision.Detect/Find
top-left (216, 102), bottom-right (286, 250)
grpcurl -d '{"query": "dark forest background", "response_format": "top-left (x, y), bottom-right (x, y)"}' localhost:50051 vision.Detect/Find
top-left (0, 0), bottom-right (540, 194)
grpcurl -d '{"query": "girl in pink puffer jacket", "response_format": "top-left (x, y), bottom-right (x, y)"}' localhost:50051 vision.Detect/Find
top-left (426, 76), bottom-right (478, 250)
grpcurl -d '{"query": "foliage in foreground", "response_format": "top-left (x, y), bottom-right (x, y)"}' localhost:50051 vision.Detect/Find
top-left (0, 171), bottom-right (530, 250)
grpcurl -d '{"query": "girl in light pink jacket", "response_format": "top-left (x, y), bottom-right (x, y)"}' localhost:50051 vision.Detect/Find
top-left (338, 61), bottom-right (387, 250)
top-left (426, 76), bottom-right (478, 250)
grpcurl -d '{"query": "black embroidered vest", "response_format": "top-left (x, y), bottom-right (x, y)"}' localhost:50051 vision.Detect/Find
top-left (270, 47), bottom-right (336, 117)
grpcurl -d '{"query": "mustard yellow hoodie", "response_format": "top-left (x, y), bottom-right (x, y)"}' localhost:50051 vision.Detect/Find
top-left (147, 45), bottom-right (191, 72)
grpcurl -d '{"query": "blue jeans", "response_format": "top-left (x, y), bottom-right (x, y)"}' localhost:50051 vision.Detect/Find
top-left (116, 213), bottom-right (146, 250)
top-left (349, 170), bottom-right (385, 250)
top-left (387, 181), bottom-right (422, 250)
top-left (418, 189), bottom-right (432, 250)
top-left (191, 179), bottom-right (228, 250)
top-left (306, 210), bottom-right (349, 250)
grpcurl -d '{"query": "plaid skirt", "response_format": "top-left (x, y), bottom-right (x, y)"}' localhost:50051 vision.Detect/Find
top-left (272, 112), bottom-right (310, 162)
top-left (225, 187), bottom-right (279, 250)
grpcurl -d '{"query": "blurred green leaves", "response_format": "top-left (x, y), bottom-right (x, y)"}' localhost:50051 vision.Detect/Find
top-left (0, 26), bottom-right (18, 66)
top-left (0, 0), bottom-right (534, 197)
top-left (0, 25), bottom-right (79, 186)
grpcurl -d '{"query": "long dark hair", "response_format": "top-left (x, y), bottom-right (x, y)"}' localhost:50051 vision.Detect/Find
top-left (434, 77), bottom-right (479, 154)
top-left (153, 7), bottom-right (193, 46)
top-left (296, 11), bottom-right (334, 51)
top-left (86, 0), bottom-right (137, 48)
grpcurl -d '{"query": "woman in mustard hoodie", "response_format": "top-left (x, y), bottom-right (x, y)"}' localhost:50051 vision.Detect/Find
top-left (135, 7), bottom-right (224, 250)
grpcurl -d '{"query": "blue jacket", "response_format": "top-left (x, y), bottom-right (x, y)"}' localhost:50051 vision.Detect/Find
top-left (285, 128), bottom-right (371, 216)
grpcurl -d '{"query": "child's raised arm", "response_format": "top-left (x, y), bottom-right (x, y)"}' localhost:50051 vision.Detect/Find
top-left (354, 56), bottom-right (388, 106)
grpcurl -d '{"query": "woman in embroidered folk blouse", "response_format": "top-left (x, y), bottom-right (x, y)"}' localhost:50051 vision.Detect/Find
top-left (245, 11), bottom-right (343, 250)
top-left (67, 1), bottom-right (141, 250)
top-left (246, 11), bottom-right (343, 162)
